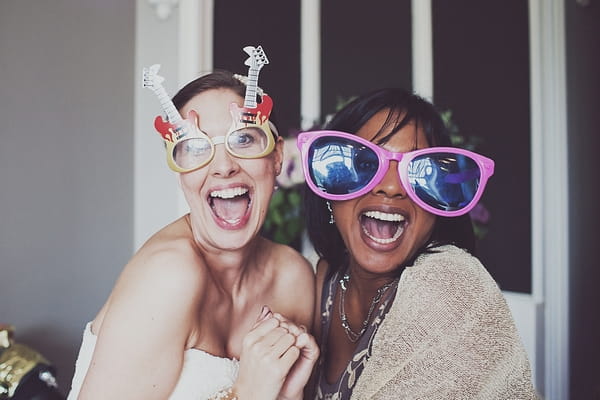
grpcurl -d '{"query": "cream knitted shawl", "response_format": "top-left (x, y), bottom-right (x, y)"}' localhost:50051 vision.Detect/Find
top-left (350, 245), bottom-right (540, 399)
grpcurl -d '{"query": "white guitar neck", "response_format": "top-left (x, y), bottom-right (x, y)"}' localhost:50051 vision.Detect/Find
top-left (244, 68), bottom-right (260, 108)
top-left (154, 86), bottom-right (182, 126)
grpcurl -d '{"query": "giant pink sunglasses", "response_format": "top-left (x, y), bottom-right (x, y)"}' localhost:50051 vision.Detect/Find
top-left (297, 130), bottom-right (495, 217)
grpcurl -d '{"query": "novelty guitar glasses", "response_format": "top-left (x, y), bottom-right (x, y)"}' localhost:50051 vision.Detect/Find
top-left (297, 130), bottom-right (495, 217)
top-left (143, 45), bottom-right (274, 173)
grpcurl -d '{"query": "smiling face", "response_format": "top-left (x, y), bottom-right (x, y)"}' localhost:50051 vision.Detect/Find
top-left (331, 109), bottom-right (436, 275)
top-left (178, 88), bottom-right (282, 251)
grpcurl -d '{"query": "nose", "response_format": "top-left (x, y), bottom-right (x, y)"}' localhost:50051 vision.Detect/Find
top-left (371, 161), bottom-right (408, 198)
top-left (209, 143), bottom-right (240, 178)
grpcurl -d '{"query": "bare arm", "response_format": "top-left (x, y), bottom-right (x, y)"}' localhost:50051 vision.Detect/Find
top-left (78, 243), bottom-right (204, 399)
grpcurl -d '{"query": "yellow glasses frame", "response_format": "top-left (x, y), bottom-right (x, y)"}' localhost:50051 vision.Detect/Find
top-left (160, 108), bottom-right (276, 173)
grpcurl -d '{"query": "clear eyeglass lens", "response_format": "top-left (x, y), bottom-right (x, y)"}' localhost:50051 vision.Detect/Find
top-left (407, 152), bottom-right (481, 211)
top-left (309, 137), bottom-right (379, 195)
top-left (228, 127), bottom-right (269, 157)
top-left (173, 137), bottom-right (212, 170)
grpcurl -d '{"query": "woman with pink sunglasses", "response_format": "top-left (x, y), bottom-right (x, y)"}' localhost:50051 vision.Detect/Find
top-left (299, 88), bottom-right (538, 399)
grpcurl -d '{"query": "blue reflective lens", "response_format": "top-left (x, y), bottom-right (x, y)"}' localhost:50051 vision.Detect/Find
top-left (408, 153), bottom-right (480, 211)
top-left (308, 137), bottom-right (379, 195)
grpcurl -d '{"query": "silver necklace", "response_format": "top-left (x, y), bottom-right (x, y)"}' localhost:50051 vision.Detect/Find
top-left (338, 272), bottom-right (399, 342)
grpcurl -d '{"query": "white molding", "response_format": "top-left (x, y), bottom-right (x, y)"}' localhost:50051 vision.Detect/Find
top-left (177, 0), bottom-right (199, 87)
top-left (134, 0), bottom-right (182, 251)
top-left (529, 0), bottom-right (569, 398)
top-left (178, 0), bottom-right (213, 85)
top-left (198, 0), bottom-right (214, 75)
top-left (175, 0), bottom-right (214, 217)
top-left (301, 0), bottom-right (321, 129)
top-left (148, 0), bottom-right (179, 20)
top-left (411, 0), bottom-right (433, 101)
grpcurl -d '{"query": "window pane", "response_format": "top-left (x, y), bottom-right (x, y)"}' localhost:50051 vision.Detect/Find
top-left (321, 0), bottom-right (412, 118)
top-left (433, 0), bottom-right (531, 293)
top-left (214, 0), bottom-right (301, 137)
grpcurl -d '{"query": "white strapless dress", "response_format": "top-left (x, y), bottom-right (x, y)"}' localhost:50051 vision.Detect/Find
top-left (67, 322), bottom-right (239, 399)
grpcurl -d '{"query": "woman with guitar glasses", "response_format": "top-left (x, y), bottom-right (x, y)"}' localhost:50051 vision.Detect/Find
top-left (66, 46), bottom-right (318, 400)
top-left (299, 88), bottom-right (539, 399)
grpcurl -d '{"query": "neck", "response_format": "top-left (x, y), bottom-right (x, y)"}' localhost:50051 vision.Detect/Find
top-left (338, 262), bottom-right (399, 343)
top-left (185, 215), bottom-right (264, 296)
top-left (346, 261), bottom-right (400, 301)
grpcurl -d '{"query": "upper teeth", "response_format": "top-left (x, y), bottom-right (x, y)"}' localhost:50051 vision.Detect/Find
top-left (210, 187), bottom-right (248, 199)
top-left (363, 210), bottom-right (405, 222)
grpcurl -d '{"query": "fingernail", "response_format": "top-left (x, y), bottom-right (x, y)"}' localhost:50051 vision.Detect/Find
top-left (257, 305), bottom-right (271, 321)
top-left (300, 325), bottom-right (307, 333)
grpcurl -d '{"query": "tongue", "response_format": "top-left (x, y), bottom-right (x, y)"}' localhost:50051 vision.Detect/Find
top-left (362, 216), bottom-right (400, 239)
top-left (212, 196), bottom-right (249, 221)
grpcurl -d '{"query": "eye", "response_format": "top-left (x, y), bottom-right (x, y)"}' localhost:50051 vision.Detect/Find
top-left (186, 139), bottom-right (211, 154)
top-left (228, 127), bottom-right (268, 155)
top-left (228, 127), bottom-right (266, 147)
top-left (354, 147), bottom-right (379, 172)
top-left (233, 130), bottom-right (256, 146)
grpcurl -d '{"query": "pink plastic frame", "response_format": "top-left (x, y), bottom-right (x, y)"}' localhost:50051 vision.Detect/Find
top-left (297, 130), bottom-right (495, 217)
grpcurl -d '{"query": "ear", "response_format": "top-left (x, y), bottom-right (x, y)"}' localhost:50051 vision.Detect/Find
top-left (273, 136), bottom-right (284, 176)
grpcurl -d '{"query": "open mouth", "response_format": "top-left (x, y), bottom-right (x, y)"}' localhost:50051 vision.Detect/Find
top-left (209, 186), bottom-right (251, 226)
top-left (361, 210), bottom-right (406, 245)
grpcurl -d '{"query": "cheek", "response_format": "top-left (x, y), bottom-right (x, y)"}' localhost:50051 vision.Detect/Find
top-left (244, 158), bottom-right (278, 182)
top-left (416, 210), bottom-right (437, 241)
top-left (330, 201), bottom-right (356, 235)
top-left (178, 171), bottom-right (206, 194)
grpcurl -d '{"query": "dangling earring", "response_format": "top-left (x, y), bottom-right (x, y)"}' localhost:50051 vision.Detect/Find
top-left (326, 201), bottom-right (335, 225)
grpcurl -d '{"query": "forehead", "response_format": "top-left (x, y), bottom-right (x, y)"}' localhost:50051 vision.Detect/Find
top-left (180, 88), bottom-right (243, 133)
top-left (355, 109), bottom-right (429, 150)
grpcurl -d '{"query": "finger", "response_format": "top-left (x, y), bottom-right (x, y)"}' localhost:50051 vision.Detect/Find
top-left (255, 305), bottom-right (272, 323)
top-left (251, 307), bottom-right (273, 330)
top-left (271, 312), bottom-right (285, 323)
top-left (279, 320), bottom-right (290, 332)
top-left (278, 344), bottom-right (301, 369)
top-left (294, 332), bottom-right (320, 361)
top-left (269, 329), bottom-right (297, 358)
top-left (261, 326), bottom-right (291, 348)
top-left (271, 313), bottom-right (302, 337)
top-left (243, 315), bottom-right (279, 346)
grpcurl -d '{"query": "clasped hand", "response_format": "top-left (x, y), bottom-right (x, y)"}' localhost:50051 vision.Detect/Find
top-left (234, 307), bottom-right (319, 400)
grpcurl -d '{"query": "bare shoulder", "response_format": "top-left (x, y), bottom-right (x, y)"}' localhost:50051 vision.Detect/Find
top-left (263, 240), bottom-right (316, 328)
top-left (268, 240), bottom-right (315, 280)
top-left (122, 219), bottom-right (205, 297)
top-left (82, 217), bottom-right (208, 398)
top-left (95, 217), bottom-right (207, 333)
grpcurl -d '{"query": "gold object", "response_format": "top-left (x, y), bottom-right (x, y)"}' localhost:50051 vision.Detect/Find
top-left (0, 325), bottom-right (13, 349)
top-left (0, 324), bottom-right (50, 398)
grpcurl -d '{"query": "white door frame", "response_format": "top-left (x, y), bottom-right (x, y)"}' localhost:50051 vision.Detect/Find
top-left (136, 0), bottom-right (569, 397)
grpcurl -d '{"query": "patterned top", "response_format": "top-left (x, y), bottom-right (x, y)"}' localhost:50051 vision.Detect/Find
top-left (314, 269), bottom-right (398, 400)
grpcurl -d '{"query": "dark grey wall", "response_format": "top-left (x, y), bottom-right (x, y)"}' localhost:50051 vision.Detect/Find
top-left (566, 1), bottom-right (600, 399)
top-left (0, 0), bottom-right (135, 394)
